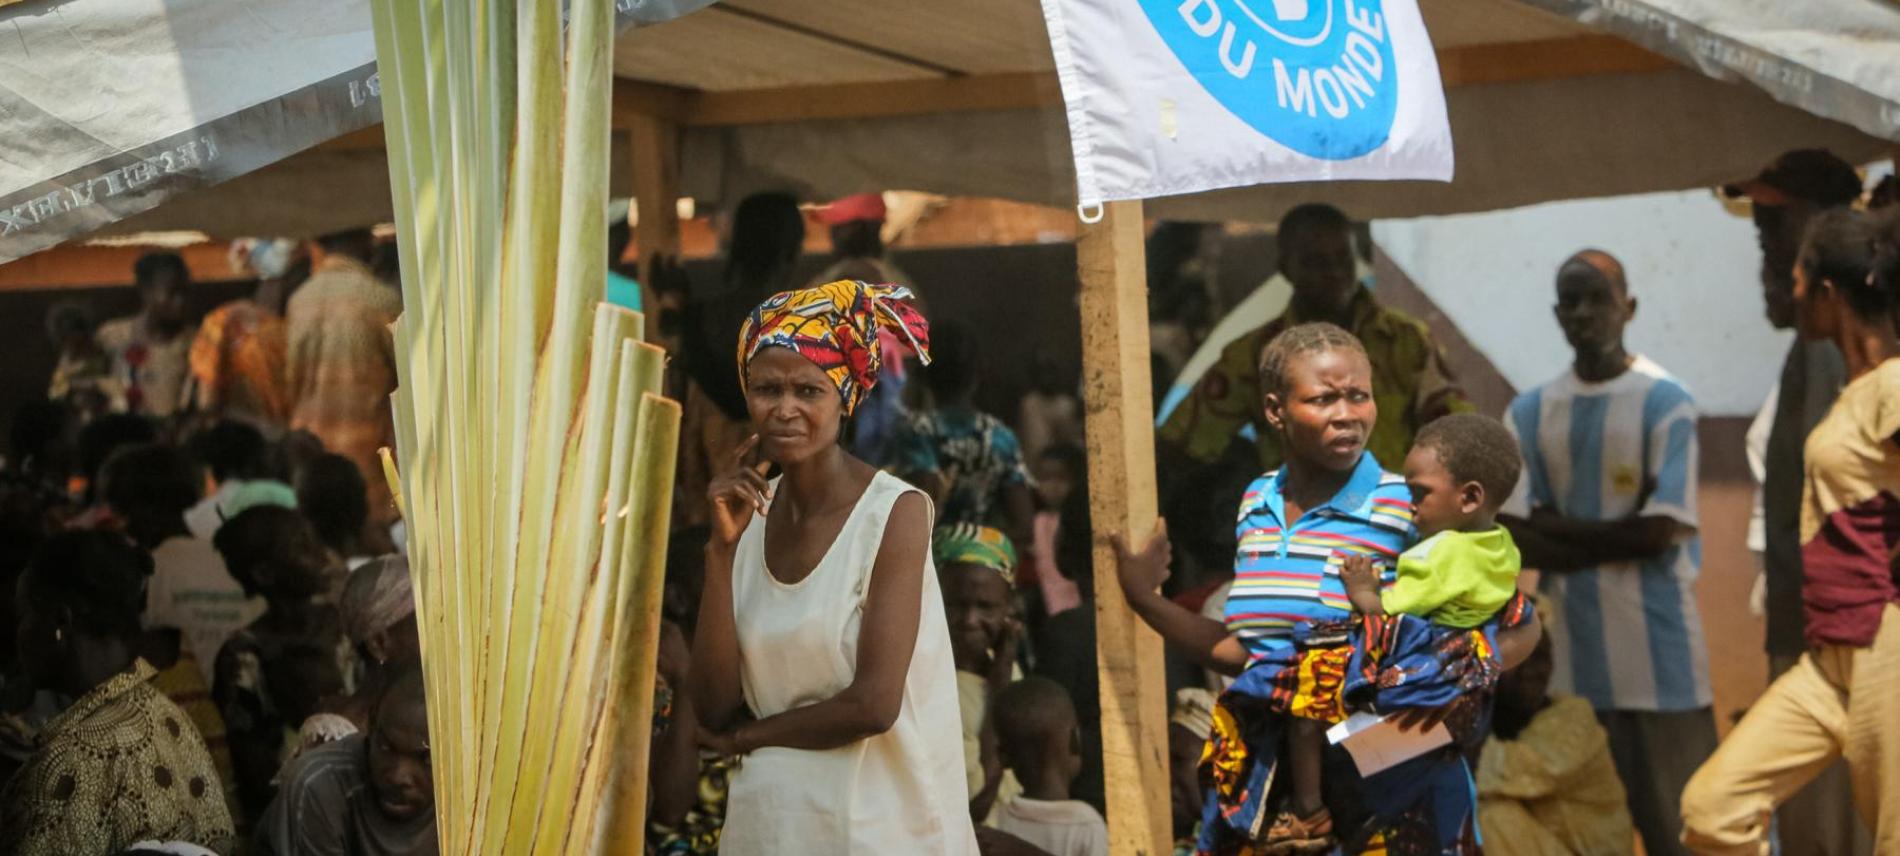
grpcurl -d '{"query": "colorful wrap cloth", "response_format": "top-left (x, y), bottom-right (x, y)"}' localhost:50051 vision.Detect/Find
top-left (736, 281), bottom-right (929, 417)
top-left (932, 522), bottom-right (1018, 582)
top-left (189, 299), bottom-right (290, 426)
top-left (1198, 592), bottom-right (1535, 856)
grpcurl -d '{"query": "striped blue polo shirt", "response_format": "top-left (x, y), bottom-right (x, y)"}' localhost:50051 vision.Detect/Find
top-left (1504, 355), bottom-right (1711, 712)
top-left (1227, 452), bottom-right (1416, 669)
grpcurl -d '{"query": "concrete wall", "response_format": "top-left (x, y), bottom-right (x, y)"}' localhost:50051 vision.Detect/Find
top-left (1372, 188), bottom-right (1788, 417)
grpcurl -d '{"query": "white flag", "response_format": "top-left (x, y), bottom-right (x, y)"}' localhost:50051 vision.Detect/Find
top-left (1040, 0), bottom-right (1455, 207)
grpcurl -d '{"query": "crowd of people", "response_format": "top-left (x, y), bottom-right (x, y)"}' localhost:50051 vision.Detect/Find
top-left (1, 229), bottom-right (430, 856)
top-left (2, 146), bottom-right (1897, 856)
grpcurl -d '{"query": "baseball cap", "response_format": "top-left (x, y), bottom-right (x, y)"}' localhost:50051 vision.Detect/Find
top-left (818, 193), bottom-right (887, 226)
top-left (1722, 149), bottom-right (1862, 208)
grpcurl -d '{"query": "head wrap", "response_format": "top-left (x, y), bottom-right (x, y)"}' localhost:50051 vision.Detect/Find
top-left (1171, 687), bottom-right (1215, 740)
top-left (340, 553), bottom-right (415, 644)
top-left (218, 479), bottom-right (297, 522)
top-left (819, 193), bottom-right (888, 225)
top-left (737, 280), bottom-right (929, 417)
top-left (932, 523), bottom-right (1018, 584)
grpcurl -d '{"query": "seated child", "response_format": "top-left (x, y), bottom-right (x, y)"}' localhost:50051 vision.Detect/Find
top-left (936, 522), bottom-right (1026, 823)
top-left (1275, 412), bottom-right (1523, 851)
top-left (1169, 688), bottom-right (1214, 854)
top-left (990, 677), bottom-right (1109, 856)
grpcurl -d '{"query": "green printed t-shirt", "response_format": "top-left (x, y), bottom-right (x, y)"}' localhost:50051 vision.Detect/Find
top-left (1383, 526), bottom-right (1521, 629)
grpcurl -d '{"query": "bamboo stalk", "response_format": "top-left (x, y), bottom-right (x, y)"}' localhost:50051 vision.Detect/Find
top-left (370, 0), bottom-right (682, 850)
top-left (589, 392), bottom-right (682, 852)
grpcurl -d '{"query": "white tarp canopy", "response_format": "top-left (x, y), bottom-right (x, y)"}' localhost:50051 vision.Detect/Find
top-left (651, 0), bottom-right (1900, 222)
top-left (0, 0), bottom-right (713, 263)
top-left (6, 0), bottom-right (1900, 260)
top-left (1518, 0), bottom-right (1900, 140)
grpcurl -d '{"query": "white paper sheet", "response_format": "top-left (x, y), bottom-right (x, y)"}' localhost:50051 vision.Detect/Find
top-left (1325, 711), bottom-right (1451, 777)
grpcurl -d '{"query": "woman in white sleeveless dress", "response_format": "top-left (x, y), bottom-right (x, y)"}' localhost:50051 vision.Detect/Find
top-left (690, 281), bottom-right (978, 854)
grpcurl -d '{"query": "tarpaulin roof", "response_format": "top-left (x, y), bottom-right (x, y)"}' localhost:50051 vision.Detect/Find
top-left (0, 0), bottom-right (712, 262)
top-left (5, 0), bottom-right (1898, 260)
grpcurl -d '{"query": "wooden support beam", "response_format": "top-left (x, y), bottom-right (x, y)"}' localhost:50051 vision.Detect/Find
top-left (1436, 34), bottom-right (1674, 88)
top-left (629, 112), bottom-right (681, 319)
top-left (316, 35), bottom-right (1675, 162)
top-left (604, 36), bottom-right (1670, 128)
top-left (611, 78), bottom-right (693, 126)
top-left (0, 241), bottom-right (242, 290)
top-left (1077, 199), bottom-right (1171, 856)
top-left (676, 71), bottom-right (1058, 126)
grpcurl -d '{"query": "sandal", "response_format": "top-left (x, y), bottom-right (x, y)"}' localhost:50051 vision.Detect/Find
top-left (1261, 806), bottom-right (1334, 854)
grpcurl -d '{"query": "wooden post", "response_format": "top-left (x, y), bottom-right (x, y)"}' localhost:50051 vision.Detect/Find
top-left (629, 111), bottom-right (680, 321)
top-left (1077, 199), bottom-right (1171, 856)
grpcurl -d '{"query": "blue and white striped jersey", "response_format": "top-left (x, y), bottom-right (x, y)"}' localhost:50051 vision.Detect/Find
top-left (1504, 356), bottom-right (1712, 712)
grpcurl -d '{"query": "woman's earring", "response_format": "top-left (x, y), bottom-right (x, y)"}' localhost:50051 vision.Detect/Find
top-left (53, 628), bottom-right (63, 643)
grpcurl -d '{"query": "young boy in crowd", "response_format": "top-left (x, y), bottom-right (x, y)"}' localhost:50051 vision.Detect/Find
top-left (1339, 412), bottom-right (1523, 624)
top-left (210, 505), bottom-right (349, 818)
top-left (1168, 688), bottom-right (1214, 854)
top-left (936, 522), bottom-right (1025, 824)
top-left (1025, 444), bottom-right (1084, 619)
top-left (990, 677), bottom-right (1109, 856)
top-left (45, 301), bottom-right (113, 408)
top-left (1501, 250), bottom-right (1714, 856)
top-left (1266, 412), bottom-right (1522, 852)
top-left (101, 443), bottom-right (264, 680)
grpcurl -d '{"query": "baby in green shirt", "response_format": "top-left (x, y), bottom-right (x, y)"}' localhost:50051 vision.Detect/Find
top-left (1342, 412), bottom-right (1524, 627)
top-left (1266, 414), bottom-right (1524, 852)
top-left (1265, 414), bottom-right (1522, 852)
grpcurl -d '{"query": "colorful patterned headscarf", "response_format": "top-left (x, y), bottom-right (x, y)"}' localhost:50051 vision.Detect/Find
top-left (932, 522), bottom-right (1018, 583)
top-left (737, 280), bottom-right (929, 417)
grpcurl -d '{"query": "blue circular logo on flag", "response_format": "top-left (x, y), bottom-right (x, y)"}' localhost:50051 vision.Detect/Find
top-left (1140, 0), bottom-right (1399, 160)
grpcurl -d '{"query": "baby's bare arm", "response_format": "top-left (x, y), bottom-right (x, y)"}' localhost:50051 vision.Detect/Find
top-left (1339, 553), bottom-right (1386, 616)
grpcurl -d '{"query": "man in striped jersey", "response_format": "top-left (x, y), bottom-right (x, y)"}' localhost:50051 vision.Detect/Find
top-left (1500, 250), bottom-right (1717, 856)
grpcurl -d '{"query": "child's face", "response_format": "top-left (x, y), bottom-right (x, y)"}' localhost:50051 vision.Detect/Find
top-left (1033, 455), bottom-right (1074, 509)
top-left (1168, 724), bottom-right (1205, 834)
top-left (940, 567), bottom-right (1012, 668)
top-left (1402, 445), bottom-right (1484, 539)
top-left (1553, 262), bottom-right (1632, 360)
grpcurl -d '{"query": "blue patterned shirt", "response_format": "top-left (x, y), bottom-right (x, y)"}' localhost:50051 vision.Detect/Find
top-left (1227, 452), bottom-right (1416, 669)
top-left (890, 406), bottom-right (1031, 529)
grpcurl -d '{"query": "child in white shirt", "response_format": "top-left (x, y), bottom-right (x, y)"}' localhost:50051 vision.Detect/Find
top-left (990, 677), bottom-right (1109, 856)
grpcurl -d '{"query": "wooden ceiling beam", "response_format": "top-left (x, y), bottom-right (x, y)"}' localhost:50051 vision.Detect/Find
top-left (301, 35), bottom-right (1680, 155)
top-left (1437, 34), bottom-right (1674, 88)
top-left (609, 35), bottom-right (1676, 126)
top-left (0, 241), bottom-right (240, 290)
top-left (666, 71), bottom-right (1058, 126)
top-left (708, 5), bottom-right (965, 77)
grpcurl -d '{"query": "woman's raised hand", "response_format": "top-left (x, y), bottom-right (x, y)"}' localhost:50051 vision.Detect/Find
top-left (1113, 518), bottom-right (1172, 601)
top-left (708, 435), bottom-right (772, 548)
